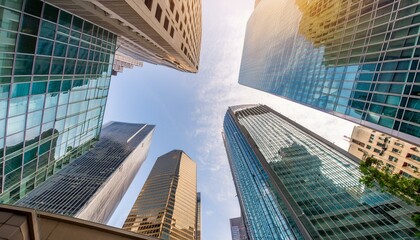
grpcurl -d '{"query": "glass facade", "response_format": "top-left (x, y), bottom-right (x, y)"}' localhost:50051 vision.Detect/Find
top-left (16, 122), bottom-right (155, 224)
top-left (223, 104), bottom-right (419, 240)
top-left (239, 0), bottom-right (420, 144)
top-left (0, 0), bottom-right (116, 203)
top-left (123, 150), bottom-right (198, 240)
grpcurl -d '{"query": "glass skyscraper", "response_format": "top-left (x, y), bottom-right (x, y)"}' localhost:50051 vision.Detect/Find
top-left (239, 0), bottom-right (420, 145)
top-left (16, 122), bottom-right (155, 224)
top-left (0, 0), bottom-right (115, 203)
top-left (223, 104), bottom-right (419, 239)
top-left (123, 150), bottom-right (199, 240)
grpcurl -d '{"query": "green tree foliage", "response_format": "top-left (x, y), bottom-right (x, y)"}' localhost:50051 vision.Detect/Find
top-left (359, 156), bottom-right (420, 237)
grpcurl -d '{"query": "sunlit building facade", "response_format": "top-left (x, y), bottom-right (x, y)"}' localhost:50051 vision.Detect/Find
top-left (44, 0), bottom-right (202, 72)
top-left (349, 125), bottom-right (420, 178)
top-left (16, 122), bottom-right (155, 224)
top-left (223, 104), bottom-right (418, 239)
top-left (123, 150), bottom-right (199, 240)
top-left (239, 0), bottom-right (420, 145)
top-left (0, 0), bottom-right (115, 203)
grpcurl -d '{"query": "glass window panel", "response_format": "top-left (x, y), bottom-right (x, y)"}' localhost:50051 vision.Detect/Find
top-left (404, 110), bottom-right (420, 125)
top-left (0, 84), bottom-right (9, 99)
top-left (8, 97), bottom-right (27, 116)
top-left (67, 45), bottom-right (78, 58)
top-left (14, 54), bottom-right (33, 75)
top-left (0, 8), bottom-right (20, 31)
top-left (0, 31), bottom-right (17, 52)
top-left (21, 14), bottom-right (39, 36)
top-left (25, 126), bottom-right (39, 141)
top-left (43, 4), bottom-right (58, 22)
top-left (58, 11), bottom-right (72, 27)
top-left (43, 107), bottom-right (56, 123)
top-left (34, 56), bottom-right (51, 75)
top-left (0, 53), bottom-right (13, 76)
top-left (0, 119), bottom-right (5, 137)
top-left (400, 122), bottom-right (420, 138)
top-left (51, 58), bottom-right (64, 75)
top-left (26, 110), bottom-right (42, 129)
top-left (56, 105), bottom-right (67, 119)
top-left (40, 20), bottom-right (56, 39)
top-left (24, 147), bottom-right (37, 164)
top-left (23, 0), bottom-right (42, 16)
top-left (61, 80), bottom-right (71, 92)
top-left (28, 94), bottom-right (44, 112)
top-left (37, 39), bottom-right (53, 55)
top-left (45, 93), bottom-right (58, 108)
top-left (16, 34), bottom-right (36, 53)
top-left (48, 80), bottom-right (61, 93)
top-left (0, 0), bottom-right (23, 10)
top-left (53, 43), bottom-right (67, 57)
top-left (31, 82), bottom-right (46, 95)
top-left (0, 100), bottom-right (6, 119)
top-left (7, 114), bottom-right (25, 135)
top-left (65, 59), bottom-right (75, 74)
top-left (11, 83), bottom-right (29, 98)
top-left (5, 155), bottom-right (22, 174)
top-left (386, 95), bottom-right (401, 106)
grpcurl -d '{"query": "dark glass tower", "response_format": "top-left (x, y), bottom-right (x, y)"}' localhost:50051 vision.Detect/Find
top-left (239, 0), bottom-right (420, 145)
top-left (16, 122), bottom-right (155, 224)
top-left (223, 104), bottom-right (418, 239)
top-left (123, 150), bottom-right (199, 240)
top-left (0, 0), bottom-right (116, 203)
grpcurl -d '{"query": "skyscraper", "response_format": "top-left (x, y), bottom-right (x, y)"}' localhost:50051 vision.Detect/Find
top-left (44, 0), bottom-right (202, 72)
top-left (348, 125), bottom-right (420, 178)
top-left (123, 150), bottom-right (199, 240)
top-left (223, 104), bottom-right (418, 239)
top-left (229, 217), bottom-right (248, 240)
top-left (0, 1), bottom-right (116, 203)
top-left (239, 0), bottom-right (420, 145)
top-left (16, 122), bottom-right (155, 224)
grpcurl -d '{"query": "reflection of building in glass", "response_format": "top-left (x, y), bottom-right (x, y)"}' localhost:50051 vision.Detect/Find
top-left (0, 1), bottom-right (116, 203)
top-left (123, 150), bottom-right (199, 240)
top-left (239, 0), bottom-right (420, 145)
top-left (112, 53), bottom-right (143, 76)
top-left (44, 0), bottom-right (202, 73)
top-left (230, 216), bottom-right (248, 240)
top-left (223, 104), bottom-right (419, 239)
top-left (16, 122), bottom-right (155, 224)
top-left (349, 125), bottom-right (420, 178)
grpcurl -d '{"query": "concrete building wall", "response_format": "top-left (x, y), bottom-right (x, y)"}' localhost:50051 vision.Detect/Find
top-left (349, 125), bottom-right (420, 178)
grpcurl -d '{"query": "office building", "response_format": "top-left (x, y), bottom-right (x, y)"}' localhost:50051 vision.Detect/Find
top-left (16, 122), bottom-right (155, 224)
top-left (0, 1), bottom-right (116, 203)
top-left (230, 217), bottom-right (248, 240)
top-left (112, 53), bottom-right (143, 76)
top-left (196, 192), bottom-right (201, 240)
top-left (0, 204), bottom-right (157, 240)
top-left (349, 125), bottom-right (420, 178)
top-left (239, 0), bottom-right (420, 145)
top-left (44, 0), bottom-right (202, 72)
top-left (223, 104), bottom-right (418, 239)
top-left (123, 150), bottom-right (199, 240)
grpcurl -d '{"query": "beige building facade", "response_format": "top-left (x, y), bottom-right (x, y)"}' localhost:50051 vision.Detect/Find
top-left (123, 150), bottom-right (199, 240)
top-left (349, 126), bottom-right (420, 178)
top-left (45, 0), bottom-right (202, 72)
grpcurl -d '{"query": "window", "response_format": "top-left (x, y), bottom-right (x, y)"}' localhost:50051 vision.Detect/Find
top-left (373, 148), bottom-right (381, 153)
top-left (170, 27), bottom-right (174, 38)
top-left (391, 148), bottom-right (401, 154)
top-left (388, 155), bottom-right (398, 162)
top-left (164, 17), bottom-right (169, 30)
top-left (175, 12), bottom-right (179, 22)
top-left (155, 4), bottom-right (162, 22)
top-left (169, 0), bottom-right (175, 12)
top-left (144, 0), bottom-right (153, 10)
top-left (394, 142), bottom-right (404, 147)
top-left (366, 145), bottom-right (371, 149)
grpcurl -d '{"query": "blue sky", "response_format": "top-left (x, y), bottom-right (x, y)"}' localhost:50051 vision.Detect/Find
top-left (104, 0), bottom-right (356, 239)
